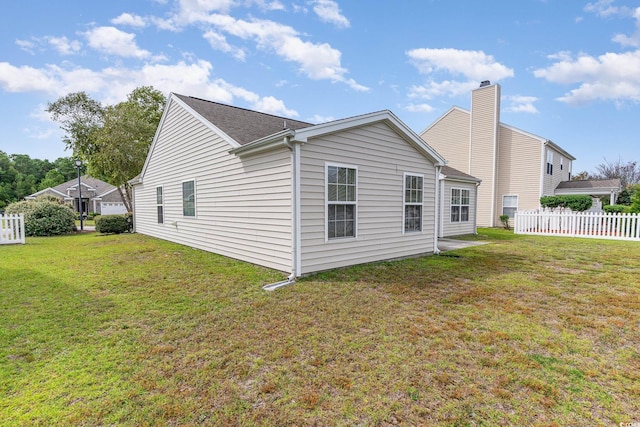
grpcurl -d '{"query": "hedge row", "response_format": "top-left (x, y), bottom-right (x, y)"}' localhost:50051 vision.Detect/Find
top-left (95, 213), bottom-right (133, 234)
top-left (539, 195), bottom-right (593, 212)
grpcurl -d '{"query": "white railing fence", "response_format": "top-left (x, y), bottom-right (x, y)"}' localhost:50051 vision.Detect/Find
top-left (0, 214), bottom-right (26, 244)
top-left (515, 209), bottom-right (640, 241)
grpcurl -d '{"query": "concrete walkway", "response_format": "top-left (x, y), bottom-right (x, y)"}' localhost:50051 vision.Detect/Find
top-left (438, 238), bottom-right (490, 252)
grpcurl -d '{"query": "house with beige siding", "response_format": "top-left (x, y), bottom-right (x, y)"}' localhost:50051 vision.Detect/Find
top-left (420, 82), bottom-right (577, 227)
top-left (131, 93), bottom-right (448, 277)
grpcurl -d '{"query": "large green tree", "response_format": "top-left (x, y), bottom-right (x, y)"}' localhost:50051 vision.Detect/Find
top-left (46, 86), bottom-right (166, 211)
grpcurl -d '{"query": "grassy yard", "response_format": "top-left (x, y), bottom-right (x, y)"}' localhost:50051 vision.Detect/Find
top-left (1, 230), bottom-right (639, 426)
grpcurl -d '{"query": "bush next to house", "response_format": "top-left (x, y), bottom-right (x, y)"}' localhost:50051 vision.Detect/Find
top-left (95, 214), bottom-right (130, 234)
top-left (540, 195), bottom-right (593, 211)
top-left (603, 204), bottom-right (628, 214)
top-left (4, 199), bottom-right (76, 236)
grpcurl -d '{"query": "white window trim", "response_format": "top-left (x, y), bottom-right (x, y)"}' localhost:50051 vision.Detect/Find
top-left (546, 150), bottom-right (554, 175)
top-left (156, 185), bottom-right (164, 224)
top-left (325, 162), bottom-right (358, 242)
top-left (502, 194), bottom-right (518, 218)
top-left (450, 187), bottom-right (470, 223)
top-left (402, 172), bottom-right (424, 234)
top-left (182, 179), bottom-right (197, 218)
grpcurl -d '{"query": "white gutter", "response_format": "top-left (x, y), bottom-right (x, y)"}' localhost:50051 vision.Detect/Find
top-left (263, 135), bottom-right (300, 291)
top-left (433, 165), bottom-right (441, 254)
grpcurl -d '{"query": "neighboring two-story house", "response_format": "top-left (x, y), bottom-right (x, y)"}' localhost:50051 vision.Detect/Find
top-left (420, 82), bottom-right (618, 227)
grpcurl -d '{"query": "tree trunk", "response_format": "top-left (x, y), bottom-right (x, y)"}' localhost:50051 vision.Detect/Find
top-left (118, 185), bottom-right (133, 212)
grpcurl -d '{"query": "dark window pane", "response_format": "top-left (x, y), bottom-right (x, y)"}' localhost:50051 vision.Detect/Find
top-left (328, 184), bottom-right (337, 201)
top-left (451, 206), bottom-right (460, 222)
top-left (183, 180), bottom-right (195, 217)
top-left (461, 206), bottom-right (469, 222)
top-left (157, 206), bottom-right (163, 224)
top-left (345, 220), bottom-right (354, 236)
top-left (328, 166), bottom-right (337, 183)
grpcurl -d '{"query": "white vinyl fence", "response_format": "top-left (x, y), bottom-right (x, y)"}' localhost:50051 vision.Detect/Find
top-left (515, 209), bottom-right (640, 241)
top-left (1, 214), bottom-right (25, 244)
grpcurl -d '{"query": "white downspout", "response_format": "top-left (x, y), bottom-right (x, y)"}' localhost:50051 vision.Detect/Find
top-left (474, 181), bottom-right (480, 235)
top-left (263, 135), bottom-right (299, 291)
top-left (434, 165), bottom-right (441, 254)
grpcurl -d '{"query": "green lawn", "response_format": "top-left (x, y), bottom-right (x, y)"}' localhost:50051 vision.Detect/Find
top-left (1, 230), bottom-right (639, 426)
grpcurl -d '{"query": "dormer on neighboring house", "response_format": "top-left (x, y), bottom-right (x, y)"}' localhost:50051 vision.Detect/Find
top-left (420, 82), bottom-right (579, 227)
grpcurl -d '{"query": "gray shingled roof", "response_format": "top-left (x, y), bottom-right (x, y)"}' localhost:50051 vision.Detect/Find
top-left (556, 179), bottom-right (621, 190)
top-left (441, 165), bottom-right (481, 182)
top-left (175, 94), bottom-right (314, 145)
top-left (52, 176), bottom-right (117, 197)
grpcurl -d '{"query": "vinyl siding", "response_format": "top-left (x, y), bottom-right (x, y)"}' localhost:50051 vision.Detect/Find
top-left (299, 122), bottom-right (437, 274)
top-left (420, 108), bottom-right (470, 173)
top-left (441, 180), bottom-right (477, 237)
top-left (470, 85), bottom-right (500, 227)
top-left (495, 126), bottom-right (542, 223)
top-left (542, 146), bottom-right (572, 196)
top-left (133, 99), bottom-right (293, 272)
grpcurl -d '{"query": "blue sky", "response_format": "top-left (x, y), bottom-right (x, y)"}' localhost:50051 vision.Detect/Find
top-left (1, 0), bottom-right (639, 174)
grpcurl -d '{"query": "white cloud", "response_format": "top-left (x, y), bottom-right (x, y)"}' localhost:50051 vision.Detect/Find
top-left (46, 36), bottom-right (82, 55)
top-left (408, 80), bottom-right (479, 100)
top-left (172, 0), bottom-right (237, 25)
top-left (584, 0), bottom-right (620, 17)
top-left (252, 96), bottom-right (298, 116)
top-left (155, 1), bottom-right (365, 90)
top-left (83, 26), bottom-right (151, 59)
top-left (407, 48), bottom-right (514, 82)
top-left (111, 13), bottom-right (148, 28)
top-left (405, 103), bottom-right (435, 113)
top-left (307, 114), bottom-right (334, 123)
top-left (203, 30), bottom-right (246, 60)
top-left (406, 48), bottom-right (513, 100)
top-left (312, 0), bottom-right (350, 28)
top-left (504, 95), bottom-right (539, 113)
top-left (533, 50), bottom-right (640, 105)
top-left (0, 59), bottom-right (298, 120)
top-left (16, 39), bottom-right (36, 55)
top-left (612, 7), bottom-right (640, 47)
top-left (249, 0), bottom-right (286, 11)
top-left (205, 14), bottom-right (367, 90)
top-left (0, 62), bottom-right (60, 93)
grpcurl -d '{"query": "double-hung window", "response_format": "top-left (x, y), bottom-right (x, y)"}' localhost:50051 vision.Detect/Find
top-left (182, 180), bottom-right (196, 217)
top-left (451, 188), bottom-right (470, 222)
top-left (404, 174), bottom-right (423, 232)
top-left (327, 165), bottom-right (357, 239)
top-left (502, 195), bottom-right (518, 218)
top-left (156, 186), bottom-right (164, 224)
top-left (546, 151), bottom-right (554, 175)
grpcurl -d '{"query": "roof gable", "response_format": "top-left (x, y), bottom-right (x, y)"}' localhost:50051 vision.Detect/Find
top-left (422, 105), bottom-right (576, 161)
top-left (232, 109), bottom-right (446, 165)
top-left (50, 176), bottom-right (117, 198)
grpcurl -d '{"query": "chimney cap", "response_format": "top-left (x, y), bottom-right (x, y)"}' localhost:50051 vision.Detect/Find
top-left (479, 80), bottom-right (491, 87)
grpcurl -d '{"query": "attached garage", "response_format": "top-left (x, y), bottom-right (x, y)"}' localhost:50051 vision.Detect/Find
top-left (100, 202), bottom-right (128, 215)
